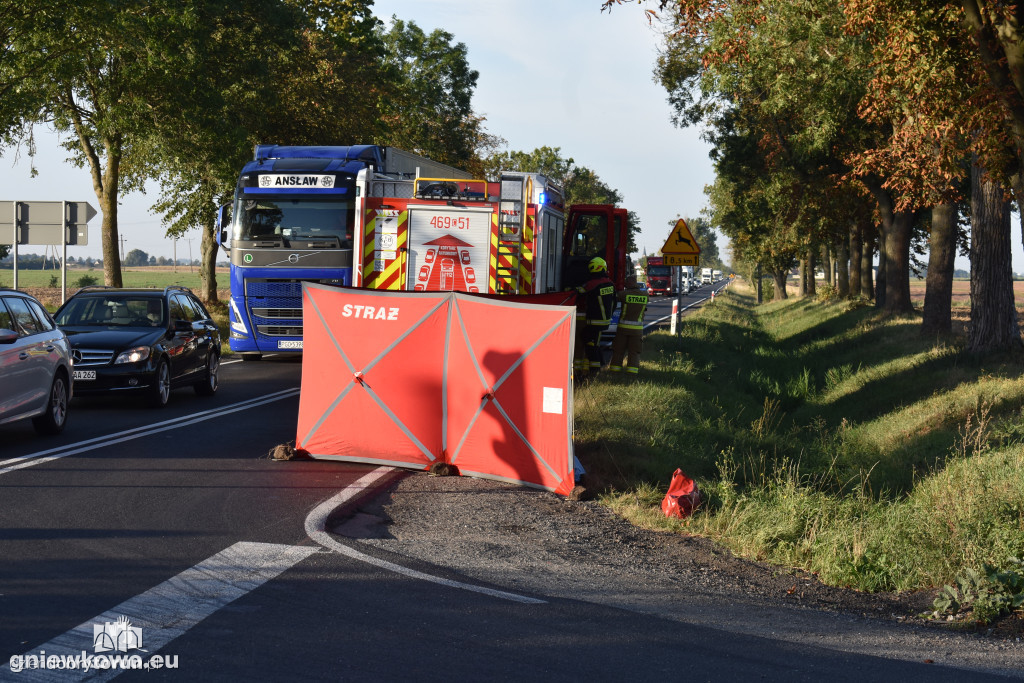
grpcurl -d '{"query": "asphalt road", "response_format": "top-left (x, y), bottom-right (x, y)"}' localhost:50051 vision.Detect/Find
top-left (644, 280), bottom-right (728, 331)
top-left (0, 314), bottom-right (1017, 681)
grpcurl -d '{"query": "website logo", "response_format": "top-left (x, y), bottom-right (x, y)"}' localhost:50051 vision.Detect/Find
top-left (93, 615), bottom-right (142, 653)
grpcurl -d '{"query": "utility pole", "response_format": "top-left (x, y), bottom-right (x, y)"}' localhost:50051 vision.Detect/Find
top-left (119, 234), bottom-right (127, 262)
top-left (186, 238), bottom-right (194, 274)
top-left (173, 238), bottom-right (177, 273)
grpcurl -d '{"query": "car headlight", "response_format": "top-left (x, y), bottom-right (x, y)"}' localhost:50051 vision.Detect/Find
top-left (114, 346), bottom-right (152, 364)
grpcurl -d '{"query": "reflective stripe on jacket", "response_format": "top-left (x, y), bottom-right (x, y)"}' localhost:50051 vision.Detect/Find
top-left (616, 288), bottom-right (648, 330)
top-left (577, 275), bottom-right (616, 326)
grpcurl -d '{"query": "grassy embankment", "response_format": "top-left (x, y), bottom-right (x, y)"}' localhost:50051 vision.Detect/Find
top-left (576, 283), bottom-right (1024, 610)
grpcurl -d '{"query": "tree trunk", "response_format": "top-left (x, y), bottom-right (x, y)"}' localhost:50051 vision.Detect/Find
top-left (805, 245), bottom-right (817, 296)
top-left (862, 179), bottom-right (915, 314)
top-left (99, 194), bottom-right (123, 288)
top-left (198, 179), bottom-right (219, 302)
top-left (798, 257), bottom-right (808, 297)
top-left (849, 220), bottom-right (862, 298)
top-left (836, 236), bottom-right (850, 298)
top-left (200, 220), bottom-right (219, 302)
top-left (921, 202), bottom-right (957, 336)
top-left (771, 268), bottom-right (788, 300)
top-left (883, 211), bottom-right (915, 315)
top-left (90, 137), bottom-right (123, 287)
top-left (968, 165), bottom-right (1021, 353)
top-left (875, 224), bottom-right (887, 308)
top-left (755, 262), bottom-right (763, 303)
top-left (821, 244), bottom-right (833, 286)
top-left (861, 223), bottom-right (875, 299)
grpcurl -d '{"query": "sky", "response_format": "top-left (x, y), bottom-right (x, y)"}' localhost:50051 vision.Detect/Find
top-left (2, 0), bottom-right (1020, 272)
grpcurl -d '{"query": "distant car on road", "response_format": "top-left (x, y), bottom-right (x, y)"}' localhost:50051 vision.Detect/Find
top-left (54, 286), bottom-right (220, 408)
top-left (0, 288), bottom-right (72, 434)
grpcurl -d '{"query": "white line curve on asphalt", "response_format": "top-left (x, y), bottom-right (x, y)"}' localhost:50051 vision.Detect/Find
top-left (304, 467), bottom-right (547, 605)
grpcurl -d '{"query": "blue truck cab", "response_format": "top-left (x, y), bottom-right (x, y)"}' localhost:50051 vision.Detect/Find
top-left (217, 145), bottom-right (378, 360)
top-left (218, 145), bottom-right (471, 361)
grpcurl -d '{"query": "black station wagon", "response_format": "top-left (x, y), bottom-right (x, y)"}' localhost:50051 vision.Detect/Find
top-left (54, 286), bottom-right (220, 407)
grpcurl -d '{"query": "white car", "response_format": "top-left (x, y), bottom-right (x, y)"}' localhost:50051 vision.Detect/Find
top-left (0, 288), bottom-right (73, 434)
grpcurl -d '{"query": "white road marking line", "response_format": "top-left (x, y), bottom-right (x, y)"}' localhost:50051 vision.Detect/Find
top-left (0, 542), bottom-right (317, 682)
top-left (0, 389), bottom-right (300, 476)
top-left (304, 467), bottom-right (547, 605)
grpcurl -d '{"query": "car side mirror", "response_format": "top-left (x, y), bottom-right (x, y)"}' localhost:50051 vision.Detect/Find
top-left (0, 329), bottom-right (18, 344)
top-left (172, 319), bottom-right (193, 333)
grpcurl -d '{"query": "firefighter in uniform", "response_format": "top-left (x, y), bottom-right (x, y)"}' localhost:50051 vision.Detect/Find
top-left (575, 257), bottom-right (617, 375)
top-left (610, 274), bottom-right (648, 377)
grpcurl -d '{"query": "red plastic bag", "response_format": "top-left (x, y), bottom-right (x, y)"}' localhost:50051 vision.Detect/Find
top-left (661, 468), bottom-right (701, 518)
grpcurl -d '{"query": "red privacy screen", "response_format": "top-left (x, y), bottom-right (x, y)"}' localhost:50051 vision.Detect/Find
top-left (296, 283), bottom-right (577, 495)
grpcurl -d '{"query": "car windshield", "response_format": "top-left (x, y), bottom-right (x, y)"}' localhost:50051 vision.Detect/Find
top-left (647, 266), bottom-right (671, 277)
top-left (234, 195), bottom-right (354, 246)
top-left (55, 296), bottom-right (165, 328)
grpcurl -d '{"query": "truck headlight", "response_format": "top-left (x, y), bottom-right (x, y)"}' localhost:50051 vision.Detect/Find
top-left (229, 298), bottom-right (249, 335)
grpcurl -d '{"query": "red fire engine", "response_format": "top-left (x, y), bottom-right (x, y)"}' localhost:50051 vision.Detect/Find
top-left (354, 173), bottom-right (629, 295)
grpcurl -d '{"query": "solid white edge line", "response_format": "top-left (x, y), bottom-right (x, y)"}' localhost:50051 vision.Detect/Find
top-left (304, 467), bottom-right (546, 605)
top-left (0, 541), bottom-right (318, 682)
top-left (0, 389), bottom-right (301, 476)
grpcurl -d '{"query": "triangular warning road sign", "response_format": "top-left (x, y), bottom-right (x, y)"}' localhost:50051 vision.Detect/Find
top-left (661, 218), bottom-right (701, 255)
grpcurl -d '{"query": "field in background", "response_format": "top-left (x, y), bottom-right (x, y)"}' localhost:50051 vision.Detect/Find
top-left (2, 266), bottom-right (232, 352)
top-left (895, 277), bottom-right (1024, 306)
top-left (0, 266), bottom-right (230, 308)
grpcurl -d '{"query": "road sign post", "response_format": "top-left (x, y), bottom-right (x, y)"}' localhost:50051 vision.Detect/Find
top-left (0, 200), bottom-right (96, 298)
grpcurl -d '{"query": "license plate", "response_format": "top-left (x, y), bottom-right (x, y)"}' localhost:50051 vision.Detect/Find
top-left (277, 340), bottom-right (303, 349)
top-left (73, 370), bottom-right (96, 381)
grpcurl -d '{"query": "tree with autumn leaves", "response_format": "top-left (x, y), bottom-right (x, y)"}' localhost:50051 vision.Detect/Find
top-left (0, 1), bottom-right (500, 302)
top-left (606, 0), bottom-right (1021, 352)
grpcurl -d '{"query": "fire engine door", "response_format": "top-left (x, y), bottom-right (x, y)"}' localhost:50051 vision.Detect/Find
top-left (406, 206), bottom-right (493, 293)
top-left (537, 208), bottom-right (564, 292)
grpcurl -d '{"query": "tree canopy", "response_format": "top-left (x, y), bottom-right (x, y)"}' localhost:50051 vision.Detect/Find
top-left (604, 0), bottom-right (1021, 348)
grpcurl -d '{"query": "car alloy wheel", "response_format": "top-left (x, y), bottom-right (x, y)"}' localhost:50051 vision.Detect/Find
top-left (149, 359), bottom-right (171, 408)
top-left (195, 353), bottom-right (219, 396)
top-left (32, 373), bottom-right (69, 435)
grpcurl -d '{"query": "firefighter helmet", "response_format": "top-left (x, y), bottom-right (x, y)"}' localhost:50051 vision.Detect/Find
top-left (588, 257), bottom-right (608, 273)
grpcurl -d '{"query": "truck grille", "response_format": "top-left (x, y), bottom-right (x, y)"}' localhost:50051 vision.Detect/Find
top-left (245, 279), bottom-right (343, 339)
top-left (245, 281), bottom-right (304, 298)
top-left (251, 307), bottom-right (302, 319)
top-left (258, 325), bottom-right (303, 337)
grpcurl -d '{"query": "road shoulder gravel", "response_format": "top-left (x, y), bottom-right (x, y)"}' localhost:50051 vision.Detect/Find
top-left (333, 472), bottom-right (1024, 678)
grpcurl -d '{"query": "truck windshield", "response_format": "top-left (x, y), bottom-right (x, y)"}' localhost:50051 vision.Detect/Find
top-left (647, 265), bottom-right (670, 277)
top-left (234, 195), bottom-right (354, 246)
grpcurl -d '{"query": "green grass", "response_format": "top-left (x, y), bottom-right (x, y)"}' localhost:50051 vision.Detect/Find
top-left (0, 267), bottom-right (217, 291)
top-left (579, 284), bottom-right (1024, 596)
